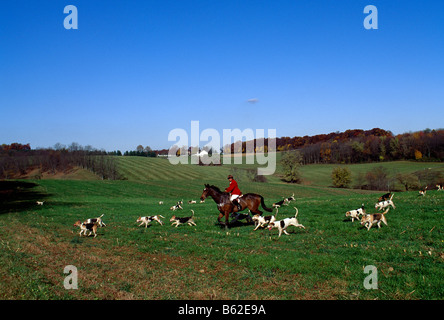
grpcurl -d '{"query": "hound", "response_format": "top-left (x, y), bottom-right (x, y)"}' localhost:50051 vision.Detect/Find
top-left (419, 186), bottom-right (428, 196)
top-left (272, 198), bottom-right (289, 208)
top-left (159, 201), bottom-right (164, 205)
top-left (84, 214), bottom-right (106, 227)
top-left (360, 208), bottom-right (389, 231)
top-left (272, 193), bottom-right (295, 208)
top-left (285, 193), bottom-right (295, 203)
top-left (36, 201), bottom-right (44, 206)
top-left (170, 203), bottom-right (183, 211)
top-left (345, 204), bottom-right (366, 222)
top-left (170, 210), bottom-right (196, 227)
top-left (268, 207), bottom-right (305, 238)
top-left (188, 200), bottom-right (197, 204)
top-left (252, 208), bottom-right (278, 230)
top-left (375, 194), bottom-right (395, 211)
top-left (437, 184), bottom-right (443, 191)
top-left (74, 221), bottom-right (98, 238)
top-left (378, 193), bottom-right (391, 202)
top-left (252, 214), bottom-right (276, 230)
top-left (137, 215), bottom-right (164, 228)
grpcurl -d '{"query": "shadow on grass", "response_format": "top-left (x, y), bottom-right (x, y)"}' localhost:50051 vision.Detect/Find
top-left (0, 181), bottom-right (51, 215)
top-left (213, 213), bottom-right (255, 229)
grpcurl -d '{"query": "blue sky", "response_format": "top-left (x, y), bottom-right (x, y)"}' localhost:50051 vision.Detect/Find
top-left (1, 0), bottom-right (443, 151)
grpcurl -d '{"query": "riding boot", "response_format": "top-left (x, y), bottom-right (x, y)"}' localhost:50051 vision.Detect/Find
top-left (232, 199), bottom-right (242, 211)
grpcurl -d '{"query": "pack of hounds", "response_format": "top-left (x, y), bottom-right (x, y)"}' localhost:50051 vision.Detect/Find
top-left (45, 184), bottom-right (441, 238)
top-left (345, 184), bottom-right (442, 231)
top-left (345, 193), bottom-right (395, 231)
top-left (69, 194), bottom-right (306, 239)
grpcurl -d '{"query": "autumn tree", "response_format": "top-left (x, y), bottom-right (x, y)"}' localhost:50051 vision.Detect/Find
top-left (331, 167), bottom-right (352, 188)
top-left (281, 151), bottom-right (302, 183)
top-left (365, 166), bottom-right (390, 190)
top-left (396, 173), bottom-right (420, 191)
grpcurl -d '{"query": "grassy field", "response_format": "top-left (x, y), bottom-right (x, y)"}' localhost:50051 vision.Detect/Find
top-left (0, 158), bottom-right (443, 300)
top-left (116, 155), bottom-right (283, 184)
top-left (116, 154), bottom-right (444, 187)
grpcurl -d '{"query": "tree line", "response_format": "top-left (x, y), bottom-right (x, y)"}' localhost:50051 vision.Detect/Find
top-left (0, 143), bottom-right (122, 180)
top-left (0, 143), bottom-right (167, 180)
top-left (123, 145), bottom-right (157, 157)
top-left (228, 128), bottom-right (444, 164)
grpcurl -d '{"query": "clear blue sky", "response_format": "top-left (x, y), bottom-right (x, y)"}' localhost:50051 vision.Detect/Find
top-left (1, 0), bottom-right (443, 151)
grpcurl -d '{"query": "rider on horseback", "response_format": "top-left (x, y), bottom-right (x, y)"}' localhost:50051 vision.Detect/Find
top-left (225, 175), bottom-right (242, 211)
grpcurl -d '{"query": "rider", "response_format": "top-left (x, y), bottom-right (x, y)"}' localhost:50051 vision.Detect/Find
top-left (225, 174), bottom-right (242, 211)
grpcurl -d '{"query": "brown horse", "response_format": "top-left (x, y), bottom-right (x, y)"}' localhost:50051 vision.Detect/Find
top-left (200, 184), bottom-right (273, 227)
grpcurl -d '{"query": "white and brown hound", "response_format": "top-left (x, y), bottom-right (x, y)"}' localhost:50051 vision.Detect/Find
top-left (74, 221), bottom-right (98, 238)
top-left (268, 207), bottom-right (305, 238)
top-left (345, 204), bottom-right (366, 222)
top-left (360, 208), bottom-right (389, 231)
top-left (84, 214), bottom-right (106, 227)
top-left (137, 215), bottom-right (165, 228)
top-left (170, 210), bottom-right (196, 227)
top-left (375, 194), bottom-right (395, 211)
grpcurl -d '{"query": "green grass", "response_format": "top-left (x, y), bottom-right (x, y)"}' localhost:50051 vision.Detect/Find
top-left (116, 155), bottom-right (284, 184)
top-left (116, 154), bottom-right (444, 187)
top-left (1, 165), bottom-right (443, 299)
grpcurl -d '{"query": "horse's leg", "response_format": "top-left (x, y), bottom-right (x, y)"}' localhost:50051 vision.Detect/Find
top-left (224, 211), bottom-right (230, 229)
top-left (246, 210), bottom-right (253, 224)
top-left (217, 212), bottom-right (224, 225)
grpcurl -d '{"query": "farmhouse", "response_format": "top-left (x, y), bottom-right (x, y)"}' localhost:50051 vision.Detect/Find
top-left (196, 150), bottom-right (208, 157)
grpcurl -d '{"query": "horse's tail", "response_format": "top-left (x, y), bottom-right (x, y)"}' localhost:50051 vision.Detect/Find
top-left (260, 196), bottom-right (273, 212)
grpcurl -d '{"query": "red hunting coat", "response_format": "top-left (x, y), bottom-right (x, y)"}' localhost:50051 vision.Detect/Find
top-left (225, 179), bottom-right (242, 196)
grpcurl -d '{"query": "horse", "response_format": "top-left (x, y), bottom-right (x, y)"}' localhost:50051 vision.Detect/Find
top-left (200, 184), bottom-right (273, 228)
